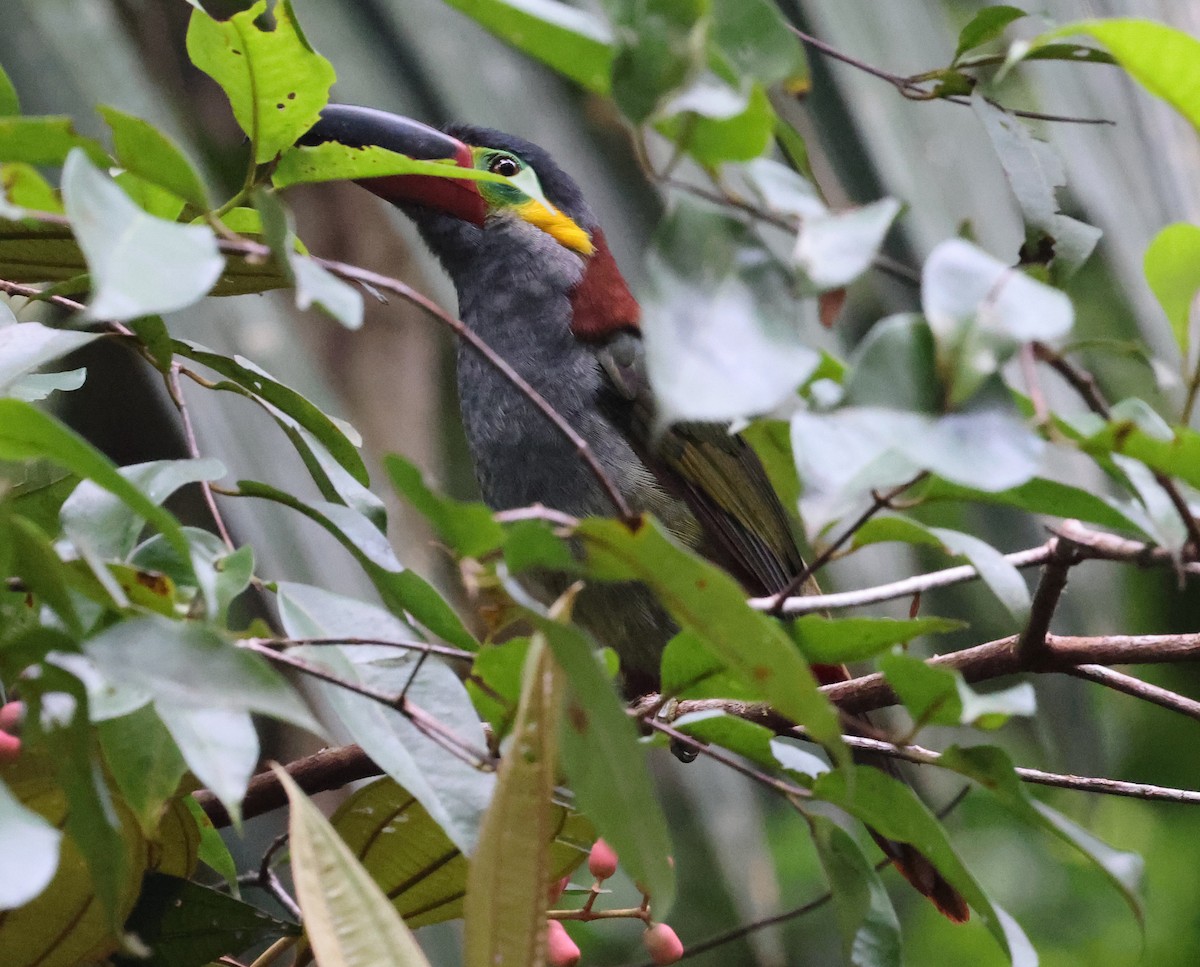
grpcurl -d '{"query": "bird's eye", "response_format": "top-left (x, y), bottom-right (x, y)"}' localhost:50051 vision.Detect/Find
top-left (488, 155), bottom-right (521, 177)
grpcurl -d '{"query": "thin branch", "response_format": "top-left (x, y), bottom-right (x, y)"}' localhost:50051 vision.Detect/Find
top-left (752, 543), bottom-right (1055, 614)
top-left (788, 26), bottom-right (1115, 125)
top-left (769, 475), bottom-right (925, 613)
top-left (842, 735), bottom-right (1200, 804)
top-left (247, 635), bottom-right (474, 664)
top-left (1067, 664), bottom-right (1200, 723)
top-left (755, 521), bottom-right (1200, 615)
top-left (648, 719), bottom-right (812, 800)
top-left (167, 364), bottom-right (236, 551)
top-left (1015, 537), bottom-right (1078, 666)
top-left (195, 744), bottom-right (379, 827)
top-left (242, 640), bottom-right (494, 770)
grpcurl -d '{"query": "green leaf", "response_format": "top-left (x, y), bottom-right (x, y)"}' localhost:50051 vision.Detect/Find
top-left (813, 765), bottom-right (1022, 959)
top-left (0, 115), bottom-right (109, 166)
top-left (0, 399), bottom-right (192, 560)
top-left (84, 616), bottom-right (322, 734)
top-left (660, 630), bottom-right (761, 702)
top-left (243, 482), bottom-right (477, 649)
top-left (98, 705), bottom-right (188, 835)
top-left (954, 5), bottom-right (1027, 61)
top-left (1041, 19), bottom-right (1200, 137)
top-left (0, 320), bottom-right (99, 397)
top-left (254, 187), bottom-right (363, 329)
top-left (2, 162), bottom-right (64, 214)
top-left (7, 368), bottom-right (87, 402)
top-left (464, 638), bottom-right (560, 967)
top-left (0, 775), bottom-right (62, 910)
top-left (61, 150), bottom-right (223, 320)
top-left (331, 776), bottom-right (589, 930)
top-left (186, 0), bottom-right (336, 164)
top-left (23, 664), bottom-right (132, 923)
top-left (175, 341), bottom-right (369, 486)
top-left (97, 106), bottom-right (208, 210)
top-left (939, 745), bottom-right (1143, 927)
top-left (118, 873), bottom-right (298, 967)
top-left (909, 473), bottom-right (1148, 536)
top-left (275, 766), bottom-right (433, 967)
top-left (659, 79), bottom-right (776, 164)
top-left (575, 518), bottom-right (845, 758)
top-left (531, 614), bottom-right (676, 915)
top-left (878, 651), bottom-right (962, 727)
top-left (274, 139), bottom-right (526, 191)
top-left (922, 238), bottom-right (1074, 405)
top-left (972, 94), bottom-right (1100, 277)
top-left (0, 63), bottom-right (17, 116)
top-left (159, 704), bottom-right (258, 822)
top-left (843, 314), bottom-right (939, 413)
top-left (929, 526), bottom-right (1032, 623)
top-left (606, 0), bottom-right (704, 123)
top-left (1144, 222), bottom-right (1200, 360)
top-left (1084, 416), bottom-right (1200, 493)
top-left (793, 198), bottom-right (901, 291)
top-left (60, 458), bottom-right (226, 560)
top-left (711, 0), bottom-right (808, 90)
top-left (791, 407), bottom-right (1043, 529)
top-left (810, 816), bottom-right (901, 967)
top-left (385, 454), bottom-right (504, 558)
top-left (673, 709), bottom-right (799, 777)
top-left (277, 582), bottom-right (492, 854)
top-left (7, 514), bottom-right (83, 633)
top-left (442, 0), bottom-right (614, 94)
top-left (184, 796), bottom-right (240, 892)
top-left (643, 198), bottom-right (818, 423)
top-left (791, 615), bottom-right (965, 665)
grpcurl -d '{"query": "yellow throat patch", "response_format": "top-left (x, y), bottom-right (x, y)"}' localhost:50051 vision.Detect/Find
top-left (515, 198), bottom-right (595, 256)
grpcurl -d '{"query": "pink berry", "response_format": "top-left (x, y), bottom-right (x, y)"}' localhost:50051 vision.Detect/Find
top-left (588, 838), bottom-right (618, 881)
top-left (0, 701), bottom-right (23, 733)
top-left (0, 730), bottom-right (21, 764)
top-left (546, 920), bottom-right (581, 967)
top-left (643, 923), bottom-right (684, 965)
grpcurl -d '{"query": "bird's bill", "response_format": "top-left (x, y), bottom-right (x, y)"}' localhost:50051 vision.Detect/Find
top-left (301, 104), bottom-right (486, 226)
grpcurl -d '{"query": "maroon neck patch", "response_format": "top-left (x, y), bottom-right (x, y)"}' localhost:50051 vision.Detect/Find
top-left (569, 228), bottom-right (641, 341)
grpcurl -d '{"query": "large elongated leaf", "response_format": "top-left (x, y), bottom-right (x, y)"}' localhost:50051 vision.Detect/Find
top-left (0, 774), bottom-right (62, 910)
top-left (531, 614), bottom-right (676, 917)
top-left (0, 399), bottom-right (191, 560)
top-left (464, 638), bottom-right (560, 967)
top-left (1144, 223), bottom-right (1200, 361)
top-left (442, 0), bottom-right (614, 94)
top-left (277, 582), bottom-right (492, 855)
top-left (97, 106), bottom-right (208, 210)
top-left (241, 481), bottom-right (476, 649)
top-left (574, 518), bottom-right (845, 758)
top-left (275, 767), bottom-right (432, 967)
top-left (331, 777), bottom-right (590, 929)
top-left (186, 0), bottom-right (336, 164)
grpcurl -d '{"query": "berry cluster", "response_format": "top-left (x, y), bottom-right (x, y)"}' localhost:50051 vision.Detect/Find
top-left (546, 839), bottom-right (683, 967)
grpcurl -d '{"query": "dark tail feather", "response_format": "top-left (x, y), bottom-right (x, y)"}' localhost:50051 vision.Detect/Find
top-left (871, 833), bottom-right (971, 922)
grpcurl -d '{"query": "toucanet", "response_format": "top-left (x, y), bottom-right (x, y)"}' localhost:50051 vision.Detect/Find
top-left (302, 105), bottom-right (970, 923)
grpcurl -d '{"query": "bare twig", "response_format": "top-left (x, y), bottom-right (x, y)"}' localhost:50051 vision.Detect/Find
top-left (752, 543), bottom-right (1055, 614)
top-left (769, 475), bottom-right (925, 613)
top-left (842, 735), bottom-right (1200, 804)
top-left (242, 640), bottom-right (493, 769)
top-left (1067, 664), bottom-right (1200, 723)
top-left (247, 635), bottom-right (474, 664)
top-left (167, 364), bottom-right (236, 551)
top-left (788, 26), bottom-right (1115, 125)
top-left (755, 521), bottom-right (1200, 615)
top-left (1016, 537), bottom-right (1079, 666)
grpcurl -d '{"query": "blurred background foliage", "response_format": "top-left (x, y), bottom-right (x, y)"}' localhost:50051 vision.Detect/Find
top-left (5, 1), bottom-right (1200, 964)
